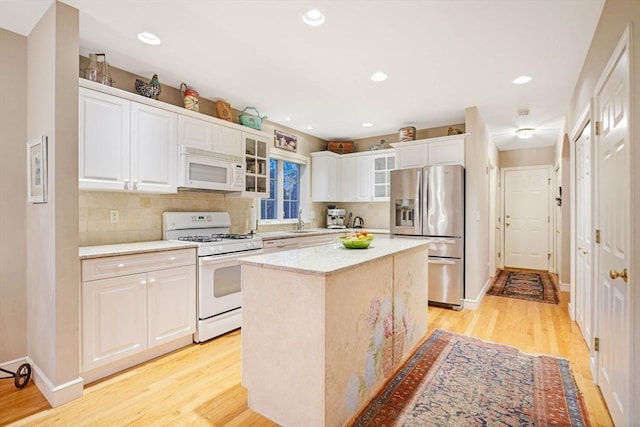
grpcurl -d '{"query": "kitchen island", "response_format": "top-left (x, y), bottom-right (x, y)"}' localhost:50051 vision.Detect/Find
top-left (239, 237), bottom-right (429, 427)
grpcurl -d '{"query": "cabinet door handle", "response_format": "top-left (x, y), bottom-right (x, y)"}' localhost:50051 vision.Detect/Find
top-left (148, 278), bottom-right (156, 284)
top-left (141, 280), bottom-right (147, 285)
top-left (117, 263), bottom-right (125, 268)
top-left (133, 180), bottom-right (138, 190)
top-left (170, 257), bottom-right (176, 261)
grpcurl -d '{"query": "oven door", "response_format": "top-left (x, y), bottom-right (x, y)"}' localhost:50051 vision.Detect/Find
top-left (198, 251), bottom-right (260, 320)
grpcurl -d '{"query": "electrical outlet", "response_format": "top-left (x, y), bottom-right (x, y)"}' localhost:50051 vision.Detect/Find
top-left (110, 210), bottom-right (119, 224)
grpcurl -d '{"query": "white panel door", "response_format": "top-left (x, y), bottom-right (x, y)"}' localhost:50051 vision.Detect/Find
top-left (595, 32), bottom-right (630, 427)
top-left (82, 274), bottom-right (148, 372)
top-left (503, 168), bottom-right (550, 270)
top-left (575, 122), bottom-right (593, 348)
top-left (130, 102), bottom-right (178, 193)
top-left (147, 266), bottom-right (196, 348)
top-left (78, 88), bottom-right (130, 190)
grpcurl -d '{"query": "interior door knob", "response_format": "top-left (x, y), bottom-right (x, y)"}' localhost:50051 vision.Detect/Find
top-left (609, 268), bottom-right (628, 283)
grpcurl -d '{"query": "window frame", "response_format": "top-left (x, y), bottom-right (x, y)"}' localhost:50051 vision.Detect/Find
top-left (259, 149), bottom-right (310, 225)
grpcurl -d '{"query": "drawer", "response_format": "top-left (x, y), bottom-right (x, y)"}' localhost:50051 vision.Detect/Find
top-left (427, 237), bottom-right (463, 258)
top-left (82, 249), bottom-right (196, 282)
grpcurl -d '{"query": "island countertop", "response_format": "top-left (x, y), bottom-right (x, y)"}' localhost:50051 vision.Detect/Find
top-left (239, 236), bottom-right (429, 276)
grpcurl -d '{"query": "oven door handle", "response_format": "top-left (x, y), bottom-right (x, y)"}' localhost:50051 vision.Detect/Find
top-left (199, 250), bottom-right (263, 266)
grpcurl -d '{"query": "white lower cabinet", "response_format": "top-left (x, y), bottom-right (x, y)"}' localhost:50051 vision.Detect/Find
top-left (81, 249), bottom-right (196, 378)
top-left (82, 273), bottom-right (148, 372)
top-left (147, 266), bottom-right (196, 347)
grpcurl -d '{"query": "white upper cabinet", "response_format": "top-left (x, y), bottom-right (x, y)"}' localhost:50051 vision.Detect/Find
top-left (79, 88), bottom-right (131, 191)
top-left (371, 151), bottom-right (395, 201)
top-left (354, 155), bottom-right (372, 202)
top-left (213, 125), bottom-right (243, 158)
top-left (79, 87), bottom-right (178, 193)
top-left (392, 134), bottom-right (466, 169)
top-left (177, 115), bottom-right (242, 158)
top-left (311, 151), bottom-right (340, 202)
top-left (340, 156), bottom-right (357, 201)
top-left (177, 115), bottom-right (211, 150)
top-left (428, 138), bottom-right (465, 166)
top-left (130, 102), bottom-right (177, 193)
top-left (312, 149), bottom-right (393, 203)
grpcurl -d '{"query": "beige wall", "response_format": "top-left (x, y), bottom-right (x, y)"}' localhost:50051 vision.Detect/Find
top-left (27, 1), bottom-right (81, 404)
top-left (499, 147), bottom-right (555, 168)
top-left (0, 28), bottom-right (27, 364)
top-left (464, 107), bottom-right (493, 302)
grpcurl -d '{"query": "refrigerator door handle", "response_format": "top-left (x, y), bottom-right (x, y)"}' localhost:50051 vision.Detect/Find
top-left (428, 258), bottom-right (457, 265)
top-left (429, 238), bottom-right (457, 245)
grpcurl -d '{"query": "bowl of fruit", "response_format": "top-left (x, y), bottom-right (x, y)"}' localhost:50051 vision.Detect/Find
top-left (340, 231), bottom-right (374, 249)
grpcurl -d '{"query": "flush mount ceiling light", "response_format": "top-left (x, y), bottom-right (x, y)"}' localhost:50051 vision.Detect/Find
top-left (515, 128), bottom-right (535, 139)
top-left (512, 75), bottom-right (532, 85)
top-left (137, 31), bottom-right (161, 45)
top-left (302, 9), bottom-right (326, 26)
top-left (362, 122), bottom-right (374, 127)
top-left (370, 71), bottom-right (388, 82)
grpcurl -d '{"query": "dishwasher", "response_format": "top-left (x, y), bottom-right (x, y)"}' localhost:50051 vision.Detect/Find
top-left (262, 238), bottom-right (299, 254)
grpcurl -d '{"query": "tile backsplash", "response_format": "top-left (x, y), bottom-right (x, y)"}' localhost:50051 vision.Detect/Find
top-left (80, 190), bottom-right (325, 246)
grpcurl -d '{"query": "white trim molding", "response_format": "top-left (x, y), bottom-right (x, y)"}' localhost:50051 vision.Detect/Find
top-left (462, 277), bottom-right (492, 310)
top-left (28, 357), bottom-right (84, 407)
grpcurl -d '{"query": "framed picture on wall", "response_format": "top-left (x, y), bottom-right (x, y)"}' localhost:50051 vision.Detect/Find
top-left (27, 135), bottom-right (48, 204)
top-left (274, 129), bottom-right (297, 152)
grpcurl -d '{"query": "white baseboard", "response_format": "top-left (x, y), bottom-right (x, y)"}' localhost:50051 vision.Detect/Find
top-left (463, 277), bottom-right (492, 310)
top-left (568, 302), bottom-right (575, 321)
top-left (28, 357), bottom-right (84, 407)
top-left (1, 357), bottom-right (28, 373)
top-left (560, 281), bottom-right (570, 293)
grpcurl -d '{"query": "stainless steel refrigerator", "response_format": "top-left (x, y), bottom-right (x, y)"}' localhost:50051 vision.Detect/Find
top-left (390, 165), bottom-right (464, 309)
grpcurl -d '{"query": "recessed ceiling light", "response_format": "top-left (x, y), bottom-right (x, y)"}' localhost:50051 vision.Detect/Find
top-left (302, 9), bottom-right (326, 26)
top-left (362, 123), bottom-right (373, 127)
top-left (307, 126), bottom-right (313, 130)
top-left (512, 75), bottom-right (532, 85)
top-left (285, 117), bottom-right (292, 122)
top-left (137, 31), bottom-right (161, 46)
top-left (515, 128), bottom-right (535, 139)
top-left (370, 71), bottom-right (388, 82)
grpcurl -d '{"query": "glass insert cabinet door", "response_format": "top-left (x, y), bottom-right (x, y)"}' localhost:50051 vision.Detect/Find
top-left (243, 133), bottom-right (269, 195)
top-left (373, 154), bottom-right (395, 200)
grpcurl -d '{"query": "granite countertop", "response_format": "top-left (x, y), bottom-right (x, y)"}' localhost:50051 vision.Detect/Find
top-left (257, 228), bottom-right (390, 240)
top-left (79, 241), bottom-right (198, 259)
top-left (239, 236), bottom-right (428, 276)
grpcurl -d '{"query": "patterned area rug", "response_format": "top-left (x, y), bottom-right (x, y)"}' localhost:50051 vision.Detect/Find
top-left (351, 330), bottom-right (590, 426)
top-left (486, 269), bottom-right (559, 304)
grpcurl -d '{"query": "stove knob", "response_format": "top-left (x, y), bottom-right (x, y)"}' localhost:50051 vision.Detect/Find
top-left (246, 242), bottom-right (252, 249)
top-left (209, 246), bottom-right (217, 254)
top-left (217, 245), bottom-right (224, 252)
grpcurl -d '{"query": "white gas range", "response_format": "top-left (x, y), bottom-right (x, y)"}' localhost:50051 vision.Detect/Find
top-left (162, 212), bottom-right (263, 342)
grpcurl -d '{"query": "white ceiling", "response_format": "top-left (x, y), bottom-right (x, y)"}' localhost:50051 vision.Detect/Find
top-left (0, 0), bottom-right (604, 151)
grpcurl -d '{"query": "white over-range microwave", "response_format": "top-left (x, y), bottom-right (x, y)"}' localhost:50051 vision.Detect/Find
top-left (179, 146), bottom-right (245, 192)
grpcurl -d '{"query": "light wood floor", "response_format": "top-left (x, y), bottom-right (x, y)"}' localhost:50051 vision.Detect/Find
top-left (2, 290), bottom-right (613, 426)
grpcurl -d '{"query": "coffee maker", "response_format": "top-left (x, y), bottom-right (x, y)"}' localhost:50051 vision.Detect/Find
top-left (326, 208), bottom-right (346, 229)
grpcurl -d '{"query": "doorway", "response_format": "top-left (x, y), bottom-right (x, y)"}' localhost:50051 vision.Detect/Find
top-left (501, 166), bottom-right (552, 271)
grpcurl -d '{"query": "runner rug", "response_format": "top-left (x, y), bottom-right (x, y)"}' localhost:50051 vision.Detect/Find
top-left (486, 269), bottom-right (559, 304)
top-left (351, 330), bottom-right (590, 426)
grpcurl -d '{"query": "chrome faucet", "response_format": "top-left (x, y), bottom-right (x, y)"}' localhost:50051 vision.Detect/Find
top-left (296, 207), bottom-right (304, 230)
